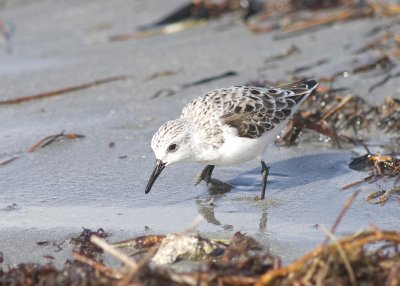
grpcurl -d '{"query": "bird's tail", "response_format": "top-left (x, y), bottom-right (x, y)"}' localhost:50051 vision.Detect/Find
top-left (279, 78), bottom-right (319, 104)
top-left (279, 78), bottom-right (318, 91)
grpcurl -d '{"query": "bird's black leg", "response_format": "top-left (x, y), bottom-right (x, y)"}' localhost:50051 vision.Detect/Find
top-left (195, 165), bottom-right (215, 185)
top-left (260, 160), bottom-right (270, 200)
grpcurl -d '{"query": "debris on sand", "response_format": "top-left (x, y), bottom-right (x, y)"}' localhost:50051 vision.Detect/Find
top-left (0, 75), bottom-right (135, 106)
top-left (1, 227), bottom-right (399, 285)
top-left (343, 149), bottom-right (400, 204)
top-left (258, 228), bottom-right (400, 286)
top-left (277, 94), bottom-right (400, 147)
top-left (151, 233), bottom-right (225, 265)
top-left (28, 130), bottom-right (85, 153)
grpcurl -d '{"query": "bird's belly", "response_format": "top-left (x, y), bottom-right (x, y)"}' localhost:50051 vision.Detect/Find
top-left (212, 127), bottom-right (277, 166)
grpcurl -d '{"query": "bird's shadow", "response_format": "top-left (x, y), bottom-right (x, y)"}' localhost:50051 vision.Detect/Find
top-left (229, 151), bottom-right (351, 192)
top-left (196, 151), bottom-right (352, 231)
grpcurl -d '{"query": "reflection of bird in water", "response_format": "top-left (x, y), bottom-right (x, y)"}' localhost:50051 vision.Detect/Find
top-left (196, 195), bottom-right (269, 233)
top-left (259, 210), bottom-right (268, 232)
top-left (196, 196), bottom-right (233, 231)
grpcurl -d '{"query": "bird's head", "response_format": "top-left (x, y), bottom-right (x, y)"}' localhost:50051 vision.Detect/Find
top-left (145, 119), bottom-right (194, 194)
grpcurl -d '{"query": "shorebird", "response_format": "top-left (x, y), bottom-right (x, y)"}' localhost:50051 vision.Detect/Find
top-left (145, 78), bottom-right (318, 199)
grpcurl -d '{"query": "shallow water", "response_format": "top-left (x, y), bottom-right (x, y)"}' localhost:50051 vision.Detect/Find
top-left (0, 0), bottom-right (399, 266)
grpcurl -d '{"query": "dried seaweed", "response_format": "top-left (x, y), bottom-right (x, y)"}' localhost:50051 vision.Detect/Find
top-left (248, 0), bottom-right (400, 39)
top-left (108, 0), bottom-right (263, 41)
top-left (311, 54), bottom-right (395, 87)
top-left (0, 75), bottom-right (135, 106)
top-left (113, 235), bottom-right (166, 249)
top-left (105, 0), bottom-right (400, 43)
top-left (343, 150), bottom-right (400, 203)
top-left (1, 212), bottom-right (399, 286)
top-left (257, 229), bottom-right (400, 286)
top-left (0, 157), bottom-right (18, 166)
top-left (27, 131), bottom-right (85, 153)
top-left (70, 228), bottom-right (110, 261)
top-left (369, 71), bottom-right (400, 93)
top-left (141, 0), bottom-right (256, 29)
top-left (107, 0), bottom-right (400, 42)
top-left (274, 6), bottom-right (374, 40)
top-left (277, 92), bottom-right (399, 147)
top-left (367, 187), bottom-right (400, 205)
top-left (0, 262), bottom-right (117, 286)
top-left (143, 69), bottom-right (178, 81)
top-left (0, 130), bottom-right (85, 169)
top-left (2, 227), bottom-right (399, 286)
top-left (354, 30), bottom-right (395, 54)
top-left (99, 231), bottom-right (273, 285)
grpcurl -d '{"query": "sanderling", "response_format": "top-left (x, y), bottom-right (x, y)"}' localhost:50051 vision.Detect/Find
top-left (145, 78), bottom-right (318, 200)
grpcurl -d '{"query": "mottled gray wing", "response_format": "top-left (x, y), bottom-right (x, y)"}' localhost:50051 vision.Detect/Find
top-left (220, 79), bottom-right (318, 139)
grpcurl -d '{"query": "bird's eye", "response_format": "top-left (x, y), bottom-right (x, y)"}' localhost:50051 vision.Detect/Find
top-left (167, 143), bottom-right (178, 152)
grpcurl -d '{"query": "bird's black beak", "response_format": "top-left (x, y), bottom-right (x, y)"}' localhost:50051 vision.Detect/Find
top-left (145, 159), bottom-right (166, 194)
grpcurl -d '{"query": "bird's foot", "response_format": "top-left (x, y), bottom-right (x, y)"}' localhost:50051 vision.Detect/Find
top-left (207, 178), bottom-right (232, 194)
top-left (196, 174), bottom-right (231, 193)
top-left (195, 164), bottom-right (231, 194)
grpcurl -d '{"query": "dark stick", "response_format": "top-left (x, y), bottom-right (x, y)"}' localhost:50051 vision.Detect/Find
top-left (369, 71), bottom-right (400, 93)
top-left (0, 156), bottom-right (18, 166)
top-left (0, 75), bottom-right (134, 105)
top-left (40, 130), bottom-right (66, 149)
top-left (28, 132), bottom-right (85, 153)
